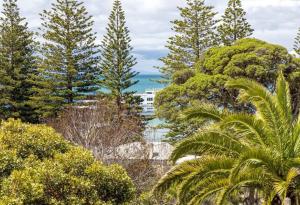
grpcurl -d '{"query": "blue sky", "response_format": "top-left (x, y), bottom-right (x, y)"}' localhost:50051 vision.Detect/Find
top-left (2, 0), bottom-right (300, 74)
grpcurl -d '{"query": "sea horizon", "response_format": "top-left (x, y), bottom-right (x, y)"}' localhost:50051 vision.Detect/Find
top-left (128, 73), bottom-right (167, 94)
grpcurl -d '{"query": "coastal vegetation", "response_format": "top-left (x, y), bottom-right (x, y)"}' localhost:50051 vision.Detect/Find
top-left (155, 38), bottom-right (300, 143)
top-left (154, 73), bottom-right (300, 204)
top-left (153, 0), bottom-right (300, 204)
top-left (0, 0), bottom-right (139, 122)
top-left (100, 0), bottom-right (139, 110)
top-left (1, 0), bottom-right (300, 204)
top-left (35, 0), bottom-right (101, 117)
top-left (0, 119), bottom-right (135, 204)
top-left (0, 0), bottom-right (37, 123)
top-left (157, 0), bottom-right (253, 81)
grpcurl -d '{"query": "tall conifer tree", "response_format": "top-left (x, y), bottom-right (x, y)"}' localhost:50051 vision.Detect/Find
top-left (36, 0), bottom-right (100, 117)
top-left (218, 0), bottom-right (253, 45)
top-left (100, 0), bottom-right (138, 109)
top-left (0, 0), bottom-right (38, 122)
top-left (158, 0), bottom-right (218, 80)
top-left (294, 28), bottom-right (300, 55)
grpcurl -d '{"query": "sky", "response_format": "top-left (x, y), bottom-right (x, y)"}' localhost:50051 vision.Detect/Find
top-left (1, 0), bottom-right (300, 74)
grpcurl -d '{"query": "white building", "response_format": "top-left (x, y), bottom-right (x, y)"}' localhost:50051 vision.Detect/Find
top-left (134, 89), bottom-right (161, 114)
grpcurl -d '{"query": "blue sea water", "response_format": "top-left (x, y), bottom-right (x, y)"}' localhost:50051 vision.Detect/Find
top-left (130, 75), bottom-right (168, 142)
top-left (127, 74), bottom-right (166, 94)
top-left (98, 74), bottom-right (166, 94)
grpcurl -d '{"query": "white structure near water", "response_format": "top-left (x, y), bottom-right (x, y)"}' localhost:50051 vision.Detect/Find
top-left (134, 89), bottom-right (161, 114)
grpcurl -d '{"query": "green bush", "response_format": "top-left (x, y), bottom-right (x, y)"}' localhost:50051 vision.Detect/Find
top-left (172, 69), bottom-right (195, 85)
top-left (0, 119), bottom-right (69, 159)
top-left (0, 119), bottom-right (135, 204)
top-left (86, 163), bottom-right (135, 204)
top-left (155, 38), bottom-right (300, 142)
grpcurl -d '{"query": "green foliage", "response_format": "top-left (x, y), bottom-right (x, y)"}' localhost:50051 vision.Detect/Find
top-left (86, 163), bottom-right (135, 204)
top-left (132, 191), bottom-right (175, 205)
top-left (0, 149), bottom-right (21, 178)
top-left (0, 0), bottom-right (39, 123)
top-left (0, 120), bottom-right (68, 159)
top-left (0, 119), bottom-right (135, 204)
top-left (155, 38), bottom-right (300, 142)
top-left (172, 69), bottom-right (195, 85)
top-left (153, 73), bottom-right (300, 204)
top-left (158, 0), bottom-right (219, 80)
top-left (156, 73), bottom-right (229, 120)
top-left (200, 38), bottom-right (300, 112)
top-left (100, 0), bottom-right (138, 108)
top-left (201, 38), bottom-right (293, 82)
top-left (294, 27), bottom-right (300, 55)
top-left (35, 0), bottom-right (100, 118)
top-left (218, 0), bottom-right (253, 45)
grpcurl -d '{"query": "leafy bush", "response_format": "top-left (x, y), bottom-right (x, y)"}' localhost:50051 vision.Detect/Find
top-left (155, 38), bottom-right (300, 142)
top-left (172, 69), bottom-right (195, 85)
top-left (153, 73), bottom-right (300, 204)
top-left (0, 119), bottom-right (135, 204)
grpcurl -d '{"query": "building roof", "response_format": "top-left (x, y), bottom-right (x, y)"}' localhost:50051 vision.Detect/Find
top-left (104, 141), bottom-right (173, 161)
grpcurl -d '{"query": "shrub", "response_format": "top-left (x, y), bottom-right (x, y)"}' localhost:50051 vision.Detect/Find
top-left (0, 119), bottom-right (135, 204)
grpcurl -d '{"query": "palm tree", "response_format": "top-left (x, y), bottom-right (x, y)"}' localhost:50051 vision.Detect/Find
top-left (153, 73), bottom-right (300, 204)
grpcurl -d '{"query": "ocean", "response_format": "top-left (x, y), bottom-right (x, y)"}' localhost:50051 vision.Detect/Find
top-left (127, 74), bottom-right (166, 94)
top-left (130, 75), bottom-right (168, 142)
top-left (99, 74), bottom-right (166, 94)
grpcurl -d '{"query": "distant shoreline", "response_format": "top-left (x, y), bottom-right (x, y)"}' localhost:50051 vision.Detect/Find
top-left (97, 74), bottom-right (167, 94)
top-left (129, 74), bottom-right (166, 94)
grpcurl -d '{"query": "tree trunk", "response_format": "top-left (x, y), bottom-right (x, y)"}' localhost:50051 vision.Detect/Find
top-left (248, 188), bottom-right (256, 205)
top-left (271, 194), bottom-right (282, 205)
top-left (116, 95), bottom-right (122, 113)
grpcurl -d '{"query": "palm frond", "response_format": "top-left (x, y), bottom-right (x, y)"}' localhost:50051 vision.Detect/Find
top-left (292, 115), bottom-right (300, 153)
top-left (180, 175), bottom-right (228, 205)
top-left (226, 78), bottom-right (282, 134)
top-left (154, 73), bottom-right (300, 204)
top-left (188, 179), bottom-right (229, 205)
top-left (274, 168), bottom-right (300, 199)
top-left (231, 149), bottom-right (281, 180)
top-left (227, 78), bottom-right (286, 154)
top-left (178, 157), bottom-right (234, 204)
top-left (170, 129), bottom-right (245, 161)
top-left (220, 113), bottom-right (273, 148)
top-left (184, 103), bottom-right (228, 122)
top-left (152, 158), bottom-right (203, 196)
top-left (275, 72), bottom-right (292, 125)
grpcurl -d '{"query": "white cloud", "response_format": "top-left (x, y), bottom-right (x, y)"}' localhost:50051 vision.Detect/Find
top-left (243, 0), bottom-right (300, 8)
top-left (0, 0), bottom-right (299, 73)
top-left (134, 53), bottom-right (163, 74)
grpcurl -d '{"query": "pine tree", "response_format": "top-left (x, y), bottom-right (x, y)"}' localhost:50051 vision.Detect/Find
top-left (294, 28), bottom-right (300, 56)
top-left (36, 0), bottom-right (100, 117)
top-left (158, 0), bottom-right (219, 80)
top-left (100, 0), bottom-right (138, 109)
top-left (0, 0), bottom-right (38, 123)
top-left (218, 0), bottom-right (253, 46)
